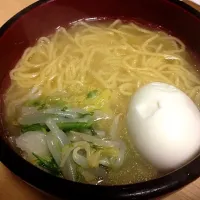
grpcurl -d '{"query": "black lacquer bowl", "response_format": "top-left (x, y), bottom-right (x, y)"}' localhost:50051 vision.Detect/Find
top-left (0, 0), bottom-right (200, 199)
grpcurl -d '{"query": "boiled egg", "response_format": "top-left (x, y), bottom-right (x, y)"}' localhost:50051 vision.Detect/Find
top-left (127, 82), bottom-right (200, 171)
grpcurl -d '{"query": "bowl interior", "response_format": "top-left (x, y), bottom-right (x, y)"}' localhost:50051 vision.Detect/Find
top-left (1, 0), bottom-right (200, 199)
top-left (0, 0), bottom-right (200, 84)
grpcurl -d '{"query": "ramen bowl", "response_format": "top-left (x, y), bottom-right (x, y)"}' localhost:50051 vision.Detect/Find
top-left (0, 0), bottom-right (200, 199)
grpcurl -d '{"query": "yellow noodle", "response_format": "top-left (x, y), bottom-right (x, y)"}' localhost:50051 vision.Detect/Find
top-left (5, 19), bottom-right (200, 118)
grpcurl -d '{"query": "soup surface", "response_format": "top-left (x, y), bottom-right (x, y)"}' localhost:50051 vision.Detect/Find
top-left (3, 19), bottom-right (200, 185)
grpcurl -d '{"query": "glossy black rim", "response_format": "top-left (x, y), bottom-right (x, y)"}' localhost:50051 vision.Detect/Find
top-left (0, 0), bottom-right (50, 37)
top-left (0, 0), bottom-right (200, 199)
top-left (169, 0), bottom-right (200, 18)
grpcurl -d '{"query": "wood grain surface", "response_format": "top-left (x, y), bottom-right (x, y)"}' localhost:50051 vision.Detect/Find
top-left (0, 0), bottom-right (200, 200)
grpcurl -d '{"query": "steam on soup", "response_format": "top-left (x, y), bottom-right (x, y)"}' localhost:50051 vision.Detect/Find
top-left (3, 19), bottom-right (200, 185)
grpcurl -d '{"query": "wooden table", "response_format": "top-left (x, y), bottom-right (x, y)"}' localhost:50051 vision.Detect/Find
top-left (0, 0), bottom-right (200, 199)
